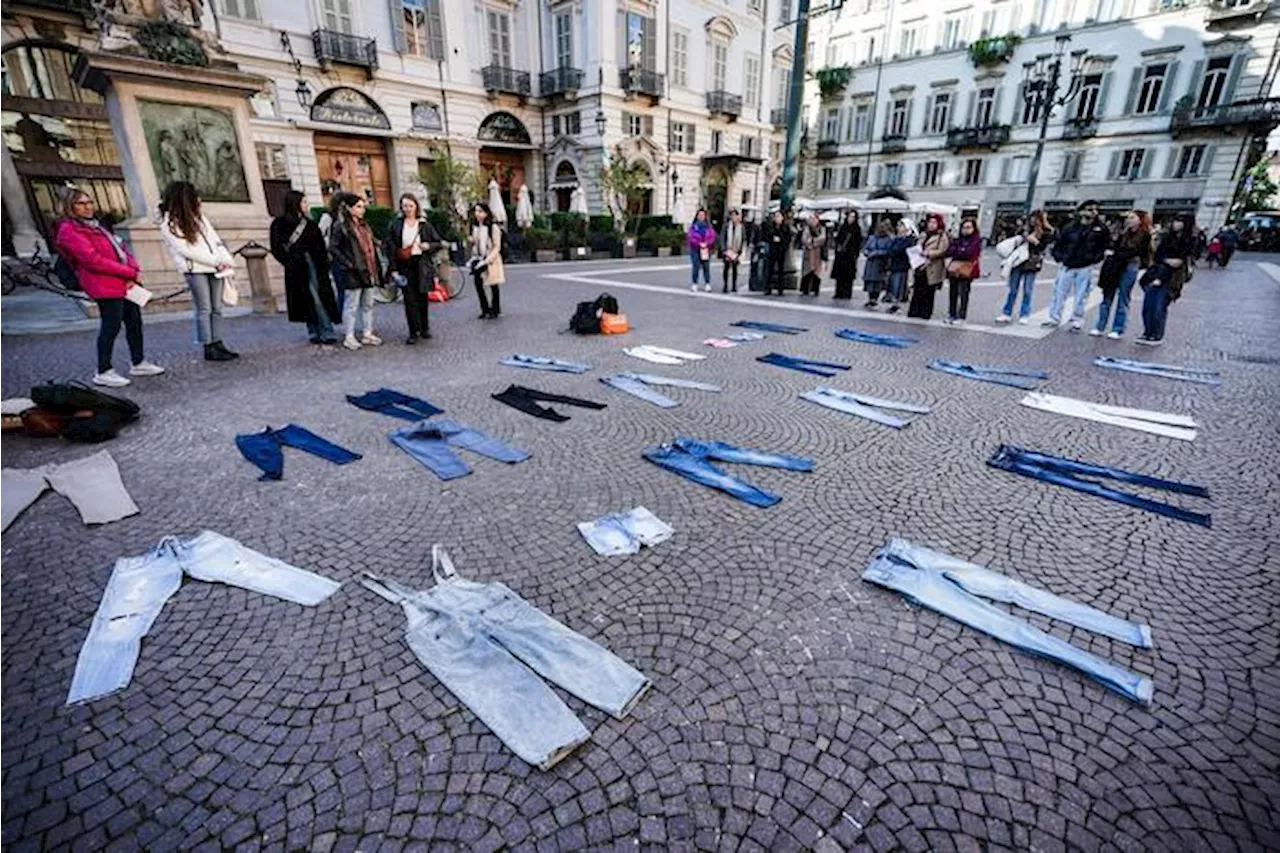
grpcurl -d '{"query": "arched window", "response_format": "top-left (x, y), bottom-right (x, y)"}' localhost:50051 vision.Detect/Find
top-left (554, 160), bottom-right (577, 182)
top-left (477, 111), bottom-right (531, 145)
top-left (311, 87), bottom-right (391, 129)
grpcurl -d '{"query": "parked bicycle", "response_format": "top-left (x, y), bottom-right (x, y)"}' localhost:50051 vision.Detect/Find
top-left (372, 243), bottom-right (468, 304)
top-left (1, 247), bottom-right (87, 299)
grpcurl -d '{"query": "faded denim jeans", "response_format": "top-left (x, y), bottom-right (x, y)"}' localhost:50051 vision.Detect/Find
top-left (1048, 265), bottom-right (1092, 325)
top-left (363, 546), bottom-right (650, 769)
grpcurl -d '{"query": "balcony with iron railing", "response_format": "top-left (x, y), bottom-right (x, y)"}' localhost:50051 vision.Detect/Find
top-left (539, 66), bottom-right (583, 98)
top-left (816, 139), bottom-right (840, 158)
top-left (771, 108), bottom-right (789, 127)
top-left (706, 90), bottom-right (743, 120)
top-left (1171, 98), bottom-right (1280, 135)
top-left (1205, 0), bottom-right (1269, 24)
top-left (312, 29), bottom-right (378, 73)
top-left (881, 133), bottom-right (907, 153)
top-left (1062, 116), bottom-right (1099, 140)
top-left (483, 66), bottom-right (531, 97)
top-left (619, 67), bottom-right (664, 99)
top-left (946, 124), bottom-right (1011, 149)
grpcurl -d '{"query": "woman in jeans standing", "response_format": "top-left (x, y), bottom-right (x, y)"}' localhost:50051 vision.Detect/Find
top-left (944, 217), bottom-right (982, 324)
top-left (908, 214), bottom-right (950, 319)
top-left (1137, 217), bottom-right (1195, 346)
top-left (269, 190), bottom-right (340, 345)
top-left (997, 210), bottom-right (1054, 325)
top-left (159, 181), bottom-right (239, 361)
top-left (53, 186), bottom-right (164, 387)
top-left (882, 219), bottom-right (918, 314)
top-left (328, 192), bottom-right (384, 349)
top-left (467, 202), bottom-right (505, 319)
top-left (686, 208), bottom-right (717, 292)
top-left (383, 192), bottom-right (445, 343)
top-left (1092, 209), bottom-right (1152, 339)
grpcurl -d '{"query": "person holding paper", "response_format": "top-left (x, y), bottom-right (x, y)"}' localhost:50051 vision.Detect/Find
top-left (907, 213), bottom-right (949, 319)
top-left (52, 186), bottom-right (164, 387)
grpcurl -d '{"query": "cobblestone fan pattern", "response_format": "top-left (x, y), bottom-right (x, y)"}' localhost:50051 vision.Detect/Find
top-left (3, 259), bottom-right (1278, 852)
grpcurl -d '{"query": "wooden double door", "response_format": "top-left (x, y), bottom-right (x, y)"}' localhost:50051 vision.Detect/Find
top-left (315, 133), bottom-right (392, 207)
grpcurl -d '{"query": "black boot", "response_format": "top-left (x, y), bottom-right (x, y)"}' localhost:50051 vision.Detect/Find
top-left (473, 276), bottom-right (491, 318)
top-left (214, 340), bottom-right (240, 359)
top-left (205, 343), bottom-right (234, 362)
top-left (489, 286), bottom-right (500, 317)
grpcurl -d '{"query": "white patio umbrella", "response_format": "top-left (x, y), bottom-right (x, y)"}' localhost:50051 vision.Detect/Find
top-left (515, 184), bottom-right (534, 229)
top-left (570, 186), bottom-right (589, 215)
top-left (819, 209), bottom-right (842, 224)
top-left (672, 195), bottom-right (687, 227)
top-left (487, 179), bottom-right (507, 224)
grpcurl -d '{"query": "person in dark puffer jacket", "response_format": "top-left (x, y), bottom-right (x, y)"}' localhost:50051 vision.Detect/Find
top-left (1045, 199), bottom-right (1111, 330)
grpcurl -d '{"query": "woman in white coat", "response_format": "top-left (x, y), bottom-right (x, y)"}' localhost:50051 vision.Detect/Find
top-left (159, 181), bottom-right (239, 361)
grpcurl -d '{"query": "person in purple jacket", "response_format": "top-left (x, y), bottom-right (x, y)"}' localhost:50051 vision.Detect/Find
top-left (944, 218), bottom-right (983, 324)
top-left (687, 208), bottom-right (717, 293)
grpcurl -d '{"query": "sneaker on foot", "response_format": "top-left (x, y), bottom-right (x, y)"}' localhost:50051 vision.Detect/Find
top-left (343, 336), bottom-right (362, 351)
top-left (690, 284), bottom-right (699, 292)
top-left (93, 369), bottom-right (131, 387)
top-left (1134, 337), bottom-right (1154, 346)
top-left (129, 360), bottom-right (165, 376)
top-left (995, 314), bottom-right (1011, 324)
top-left (1017, 317), bottom-right (1030, 325)
top-left (1106, 331), bottom-right (1122, 340)
top-left (703, 284), bottom-right (712, 292)
top-left (1069, 320), bottom-right (1083, 332)
top-left (1041, 319), bottom-right (1059, 327)
top-left (1088, 328), bottom-right (1103, 337)
top-left (361, 333), bottom-right (383, 346)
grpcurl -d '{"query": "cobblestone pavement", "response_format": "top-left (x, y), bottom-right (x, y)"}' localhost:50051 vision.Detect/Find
top-left (2, 254), bottom-right (1277, 852)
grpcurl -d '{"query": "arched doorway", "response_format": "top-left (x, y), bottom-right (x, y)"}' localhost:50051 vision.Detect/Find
top-left (704, 166), bottom-right (730, 228)
top-left (553, 160), bottom-right (577, 211)
top-left (1, 41), bottom-right (130, 239)
top-left (628, 161), bottom-right (654, 217)
top-left (311, 87), bottom-right (392, 206)
top-left (478, 111), bottom-right (531, 210)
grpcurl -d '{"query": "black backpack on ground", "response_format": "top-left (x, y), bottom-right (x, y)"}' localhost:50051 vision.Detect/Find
top-left (29, 382), bottom-right (139, 442)
top-left (595, 292), bottom-right (619, 315)
top-left (569, 301), bottom-right (600, 334)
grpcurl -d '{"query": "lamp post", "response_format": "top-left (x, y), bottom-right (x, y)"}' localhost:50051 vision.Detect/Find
top-left (279, 32), bottom-right (312, 109)
top-left (1020, 34), bottom-right (1090, 213)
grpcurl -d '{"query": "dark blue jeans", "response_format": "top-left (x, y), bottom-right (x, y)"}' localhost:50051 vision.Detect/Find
top-left (1002, 269), bottom-right (1037, 319)
top-left (1141, 283), bottom-right (1171, 340)
top-left (689, 251), bottom-right (711, 284)
top-left (757, 352), bottom-right (852, 377)
top-left (347, 388), bottom-right (444, 420)
top-left (235, 424), bottom-right (362, 480)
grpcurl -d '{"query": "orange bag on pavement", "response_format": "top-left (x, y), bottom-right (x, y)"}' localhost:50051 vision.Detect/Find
top-left (599, 313), bottom-right (629, 334)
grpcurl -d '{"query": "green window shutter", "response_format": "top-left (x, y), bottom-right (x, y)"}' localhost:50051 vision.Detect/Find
top-left (1224, 53), bottom-right (1244, 102)
top-left (389, 0), bottom-right (407, 52)
top-left (1140, 150), bottom-right (1153, 179)
top-left (1165, 146), bottom-right (1179, 179)
top-left (1123, 67), bottom-right (1141, 115)
top-left (1185, 59), bottom-right (1205, 103)
top-left (1158, 60), bottom-right (1180, 113)
top-left (1107, 150), bottom-right (1120, 180)
top-left (1096, 71), bottom-right (1113, 118)
top-left (1200, 145), bottom-right (1216, 177)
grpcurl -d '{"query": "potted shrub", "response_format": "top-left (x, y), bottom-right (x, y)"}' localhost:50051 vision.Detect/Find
top-left (814, 65), bottom-right (854, 100)
top-left (526, 228), bottom-right (559, 262)
top-left (968, 33), bottom-right (1021, 68)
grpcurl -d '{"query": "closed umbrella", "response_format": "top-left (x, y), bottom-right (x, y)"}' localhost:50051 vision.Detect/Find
top-left (672, 195), bottom-right (686, 227)
top-left (487, 179), bottom-right (507, 224)
top-left (515, 184), bottom-right (534, 229)
top-left (570, 186), bottom-right (589, 215)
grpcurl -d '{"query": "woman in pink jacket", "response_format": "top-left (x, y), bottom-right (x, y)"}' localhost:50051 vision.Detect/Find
top-left (686, 208), bottom-right (717, 292)
top-left (53, 186), bottom-right (164, 387)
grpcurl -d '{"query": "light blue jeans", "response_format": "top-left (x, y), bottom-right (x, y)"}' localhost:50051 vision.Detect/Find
top-left (502, 354), bottom-right (592, 374)
top-left (1095, 262), bottom-right (1138, 334)
top-left (800, 387), bottom-right (931, 430)
top-left (863, 538), bottom-right (1154, 702)
top-left (1002, 268), bottom-right (1037, 319)
top-left (600, 373), bottom-right (722, 408)
top-left (388, 419), bottom-right (529, 480)
top-left (362, 546), bottom-right (650, 769)
top-left (1048, 265), bottom-right (1093, 325)
top-left (184, 273), bottom-right (223, 344)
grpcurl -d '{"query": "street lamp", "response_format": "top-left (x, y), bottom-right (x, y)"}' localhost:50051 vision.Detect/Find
top-left (1019, 34), bottom-right (1091, 213)
top-left (594, 109), bottom-right (606, 136)
top-left (279, 32), bottom-right (312, 110)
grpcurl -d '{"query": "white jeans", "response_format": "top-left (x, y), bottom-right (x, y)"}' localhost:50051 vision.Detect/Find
top-left (342, 287), bottom-right (374, 338)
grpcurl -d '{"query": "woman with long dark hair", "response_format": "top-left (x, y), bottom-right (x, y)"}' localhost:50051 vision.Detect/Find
top-left (467, 202), bottom-right (506, 319)
top-left (944, 217), bottom-right (982, 324)
top-left (384, 192), bottom-right (445, 342)
top-left (270, 190), bottom-right (340, 345)
top-left (798, 212), bottom-right (826, 296)
top-left (908, 213), bottom-right (950, 319)
top-left (1092, 209), bottom-right (1152, 339)
top-left (1137, 217), bottom-right (1195, 346)
top-left (830, 210), bottom-right (862, 300)
top-left (159, 181), bottom-right (238, 361)
top-left (686, 208), bottom-right (717, 292)
top-left (54, 186), bottom-right (164, 386)
top-left (997, 209), bottom-right (1054, 325)
top-left (327, 191), bottom-right (384, 349)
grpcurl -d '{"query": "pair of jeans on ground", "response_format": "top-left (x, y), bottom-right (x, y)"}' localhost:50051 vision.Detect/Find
top-left (389, 419), bottom-right (529, 480)
top-left (731, 320), bottom-right (807, 335)
top-left (1048, 265), bottom-right (1092, 325)
top-left (235, 424), bottom-right (362, 480)
top-left (95, 298), bottom-right (145, 373)
top-left (185, 272), bottom-right (224, 344)
top-left (1141, 282), bottom-right (1171, 341)
top-left (800, 387), bottom-right (931, 430)
top-left (491, 385), bottom-right (606, 422)
top-left (361, 546), bottom-right (650, 769)
top-left (624, 345), bottom-right (706, 366)
top-left (642, 438), bottom-right (813, 507)
top-left (2, 450), bottom-right (138, 531)
top-left (577, 507), bottom-right (673, 556)
top-left (987, 444), bottom-right (1210, 527)
top-left (600, 373), bottom-right (722, 408)
top-left (834, 328), bottom-right (916, 349)
top-left (927, 359), bottom-right (1048, 390)
top-left (347, 388), bottom-right (444, 420)
top-left (67, 531), bottom-right (341, 704)
top-left (1018, 391), bottom-right (1198, 441)
top-left (501, 354), bottom-right (592, 374)
top-left (862, 538), bottom-right (1155, 703)
top-left (1093, 356), bottom-right (1221, 385)
top-left (757, 352), bottom-right (852, 378)
top-left (1094, 262), bottom-right (1139, 334)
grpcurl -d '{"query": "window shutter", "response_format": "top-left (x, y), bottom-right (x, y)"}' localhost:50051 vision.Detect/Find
top-left (1159, 60), bottom-right (1180, 113)
top-left (1201, 145), bottom-right (1216, 177)
top-left (1107, 150), bottom-right (1120, 180)
top-left (1123, 68), bottom-right (1142, 115)
top-left (1186, 59), bottom-right (1205, 102)
top-left (992, 87), bottom-right (1003, 125)
top-left (642, 18), bottom-right (656, 72)
top-left (1165, 146), bottom-right (1179, 178)
top-left (1224, 52), bottom-right (1244, 102)
top-left (913, 163), bottom-right (921, 186)
top-left (688, 126), bottom-right (696, 151)
top-left (1000, 156), bottom-right (1011, 183)
top-left (1014, 82), bottom-right (1026, 124)
top-left (645, 115), bottom-right (654, 136)
top-left (874, 164), bottom-right (882, 185)
top-left (1140, 151), bottom-right (1153, 179)
top-left (924, 95), bottom-right (934, 131)
top-left (964, 90), bottom-right (975, 126)
top-left (388, 0), bottom-right (407, 52)
top-left (1097, 71), bottom-right (1113, 118)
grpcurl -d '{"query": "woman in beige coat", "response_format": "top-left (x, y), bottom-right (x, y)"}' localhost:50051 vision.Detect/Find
top-left (799, 212), bottom-right (826, 296)
top-left (908, 213), bottom-right (950, 319)
top-left (467, 202), bottom-right (506, 319)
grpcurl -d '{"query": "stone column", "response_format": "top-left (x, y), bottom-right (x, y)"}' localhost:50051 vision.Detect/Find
top-left (2, 145), bottom-right (45, 256)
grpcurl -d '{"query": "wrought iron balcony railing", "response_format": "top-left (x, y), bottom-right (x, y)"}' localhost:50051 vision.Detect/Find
top-left (1171, 98), bottom-right (1280, 134)
top-left (1061, 117), bottom-right (1099, 140)
top-left (312, 29), bottom-right (378, 71)
top-left (539, 67), bottom-right (583, 97)
top-left (816, 139), bottom-right (840, 158)
top-left (771, 108), bottom-right (789, 127)
top-left (946, 124), bottom-right (1011, 149)
top-left (706, 90), bottom-right (743, 119)
top-left (619, 67), bottom-right (664, 98)
top-left (881, 133), bottom-right (907, 153)
top-left (483, 65), bottom-right (532, 97)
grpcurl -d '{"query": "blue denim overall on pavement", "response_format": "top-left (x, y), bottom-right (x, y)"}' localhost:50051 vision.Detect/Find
top-left (1093, 356), bottom-right (1222, 386)
top-left (347, 388), bottom-right (444, 421)
top-left (389, 419), bottom-right (529, 480)
top-left (834, 328), bottom-right (918, 348)
top-left (987, 444), bottom-right (1211, 527)
top-left (927, 359), bottom-right (1049, 389)
top-left (642, 438), bottom-right (813, 507)
top-left (800, 388), bottom-right (931, 429)
top-left (600, 373), bottom-right (722, 408)
top-left (758, 352), bottom-right (852, 377)
top-left (361, 546), bottom-right (650, 769)
top-left (501, 354), bottom-right (592, 374)
top-left (730, 320), bottom-right (809, 334)
top-left (68, 531), bottom-right (341, 705)
top-left (235, 424), bottom-right (362, 480)
top-left (862, 538), bottom-right (1154, 703)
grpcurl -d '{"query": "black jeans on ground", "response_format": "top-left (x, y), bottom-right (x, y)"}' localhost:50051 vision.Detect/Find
top-left (722, 260), bottom-right (739, 292)
top-left (948, 276), bottom-right (972, 320)
top-left (96, 298), bottom-right (144, 373)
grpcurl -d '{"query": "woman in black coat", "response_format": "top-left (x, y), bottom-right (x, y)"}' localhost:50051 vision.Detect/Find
top-left (830, 211), bottom-right (862, 300)
top-left (382, 192), bottom-right (445, 344)
top-left (269, 190), bottom-right (340, 344)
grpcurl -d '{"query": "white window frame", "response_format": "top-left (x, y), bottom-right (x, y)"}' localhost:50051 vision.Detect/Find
top-left (963, 157), bottom-right (983, 185)
top-left (1119, 148), bottom-right (1144, 178)
top-left (889, 98), bottom-right (909, 136)
top-left (554, 11), bottom-right (573, 69)
top-left (942, 16), bottom-right (962, 50)
top-left (929, 92), bottom-right (951, 134)
top-left (921, 161), bottom-right (940, 186)
top-left (852, 103), bottom-right (870, 141)
top-left (884, 162), bottom-right (903, 186)
top-left (1075, 73), bottom-right (1102, 120)
top-left (899, 26), bottom-right (917, 57)
top-left (221, 0), bottom-right (261, 21)
top-left (711, 39), bottom-right (729, 91)
top-left (1061, 150), bottom-right (1082, 182)
top-left (711, 129), bottom-right (723, 153)
top-left (671, 29), bottom-right (689, 88)
top-left (1176, 144), bottom-right (1206, 178)
top-left (823, 107), bottom-right (840, 141)
top-left (1008, 155), bottom-right (1030, 183)
top-left (745, 55), bottom-right (761, 107)
top-left (403, 0), bottom-right (446, 60)
top-left (321, 0), bottom-right (353, 33)
top-left (821, 167), bottom-right (835, 190)
top-left (1197, 56), bottom-right (1231, 111)
top-left (1134, 63), bottom-right (1166, 115)
top-left (975, 87), bottom-right (996, 126)
top-left (979, 8), bottom-right (997, 37)
top-left (487, 9), bottom-right (513, 67)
